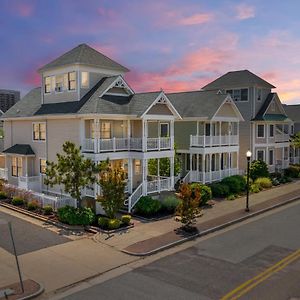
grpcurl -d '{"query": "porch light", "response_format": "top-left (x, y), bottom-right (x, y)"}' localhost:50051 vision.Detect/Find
top-left (246, 150), bottom-right (252, 158)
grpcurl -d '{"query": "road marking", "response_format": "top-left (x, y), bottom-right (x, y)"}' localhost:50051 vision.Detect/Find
top-left (221, 249), bottom-right (300, 300)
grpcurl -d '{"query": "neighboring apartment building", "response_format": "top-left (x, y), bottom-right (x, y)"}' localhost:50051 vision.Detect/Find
top-left (283, 104), bottom-right (300, 164)
top-left (0, 89), bottom-right (20, 112)
top-left (0, 44), bottom-right (181, 212)
top-left (202, 70), bottom-right (293, 173)
top-left (168, 91), bottom-right (244, 184)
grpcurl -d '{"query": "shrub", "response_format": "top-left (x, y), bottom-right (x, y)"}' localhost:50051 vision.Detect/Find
top-left (210, 183), bottom-right (230, 198)
top-left (0, 191), bottom-right (7, 199)
top-left (221, 175), bottom-right (246, 194)
top-left (255, 177), bottom-right (272, 189)
top-left (161, 196), bottom-right (181, 212)
top-left (12, 197), bottom-right (24, 206)
top-left (134, 196), bottom-right (162, 216)
top-left (190, 183), bottom-right (212, 206)
top-left (108, 218), bottom-right (121, 230)
top-left (98, 216), bottom-right (110, 229)
top-left (271, 178), bottom-right (280, 186)
top-left (57, 206), bottom-right (95, 225)
top-left (249, 160), bottom-right (269, 181)
top-left (43, 205), bottom-right (53, 215)
top-left (250, 183), bottom-right (260, 193)
top-left (27, 200), bottom-right (39, 211)
top-left (286, 176), bottom-right (293, 183)
top-left (226, 194), bottom-right (236, 201)
top-left (121, 215), bottom-right (132, 226)
top-left (284, 165), bottom-right (300, 178)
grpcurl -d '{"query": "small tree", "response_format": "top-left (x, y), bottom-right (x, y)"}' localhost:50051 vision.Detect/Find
top-left (148, 156), bottom-right (181, 177)
top-left (249, 160), bottom-right (269, 180)
top-left (291, 133), bottom-right (300, 148)
top-left (44, 141), bottom-right (99, 208)
top-left (97, 163), bottom-right (126, 219)
top-left (176, 183), bottom-right (201, 231)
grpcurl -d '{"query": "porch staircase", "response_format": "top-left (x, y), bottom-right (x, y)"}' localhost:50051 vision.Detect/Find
top-left (124, 183), bottom-right (143, 213)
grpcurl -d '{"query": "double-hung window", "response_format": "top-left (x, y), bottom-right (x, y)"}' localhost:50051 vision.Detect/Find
top-left (160, 123), bottom-right (169, 137)
top-left (81, 72), bottom-right (89, 88)
top-left (68, 72), bottom-right (76, 90)
top-left (269, 124), bottom-right (274, 137)
top-left (45, 76), bottom-right (52, 94)
top-left (226, 88), bottom-right (248, 101)
top-left (257, 150), bottom-right (265, 161)
top-left (12, 157), bottom-right (22, 177)
top-left (269, 150), bottom-right (274, 165)
top-left (40, 159), bottom-right (47, 174)
top-left (55, 75), bottom-right (63, 92)
top-left (101, 122), bottom-right (111, 139)
top-left (257, 124), bottom-right (265, 138)
top-left (33, 123), bottom-right (46, 141)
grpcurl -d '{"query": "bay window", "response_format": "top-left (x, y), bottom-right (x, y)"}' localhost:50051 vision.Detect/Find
top-left (12, 157), bottom-right (22, 177)
top-left (81, 72), bottom-right (89, 88)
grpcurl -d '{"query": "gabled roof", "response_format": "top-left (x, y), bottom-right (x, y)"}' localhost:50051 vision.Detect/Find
top-left (167, 90), bottom-right (232, 119)
top-left (38, 43), bottom-right (129, 73)
top-left (283, 104), bottom-right (300, 122)
top-left (202, 70), bottom-right (276, 90)
top-left (3, 144), bottom-right (35, 155)
top-left (253, 93), bottom-right (290, 121)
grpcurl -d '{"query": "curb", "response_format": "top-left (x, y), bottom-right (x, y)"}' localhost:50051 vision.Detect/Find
top-left (18, 283), bottom-right (44, 300)
top-left (122, 195), bottom-right (300, 257)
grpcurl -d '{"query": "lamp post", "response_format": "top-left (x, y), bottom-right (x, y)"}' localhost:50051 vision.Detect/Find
top-left (245, 150), bottom-right (252, 212)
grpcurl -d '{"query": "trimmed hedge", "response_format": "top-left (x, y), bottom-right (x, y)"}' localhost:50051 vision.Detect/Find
top-left (210, 183), bottom-right (230, 198)
top-left (121, 215), bottom-right (132, 225)
top-left (284, 165), bottom-right (300, 178)
top-left (108, 218), bottom-right (121, 230)
top-left (221, 175), bottom-right (246, 194)
top-left (161, 196), bottom-right (181, 212)
top-left (43, 205), bottom-right (53, 215)
top-left (12, 197), bottom-right (24, 206)
top-left (57, 206), bottom-right (95, 226)
top-left (134, 196), bottom-right (162, 216)
top-left (0, 191), bottom-right (7, 199)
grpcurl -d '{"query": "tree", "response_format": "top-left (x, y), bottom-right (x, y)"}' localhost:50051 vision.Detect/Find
top-left (148, 155), bottom-right (181, 177)
top-left (176, 183), bottom-right (201, 231)
top-left (44, 141), bottom-right (99, 208)
top-left (249, 160), bottom-right (270, 180)
top-left (97, 163), bottom-right (127, 219)
top-left (291, 132), bottom-right (300, 148)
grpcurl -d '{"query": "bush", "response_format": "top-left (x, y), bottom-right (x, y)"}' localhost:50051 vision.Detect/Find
top-left (250, 183), bottom-right (260, 193)
top-left (134, 196), bottom-right (162, 216)
top-left (255, 177), bottom-right (272, 189)
top-left (226, 194), bottom-right (236, 201)
top-left (284, 165), bottom-right (300, 178)
top-left (286, 176), bottom-right (293, 183)
top-left (190, 183), bottom-right (212, 206)
top-left (27, 200), bottom-right (39, 211)
top-left (43, 205), bottom-right (53, 215)
top-left (210, 183), bottom-right (230, 198)
top-left (121, 215), bottom-right (132, 226)
top-left (161, 196), bottom-right (181, 212)
top-left (57, 206), bottom-right (95, 225)
top-left (271, 178), bottom-right (280, 186)
top-left (98, 216), bottom-right (110, 229)
top-left (0, 191), bottom-right (7, 199)
top-left (221, 175), bottom-right (246, 194)
top-left (249, 160), bottom-right (269, 181)
top-left (108, 218), bottom-right (121, 230)
top-left (12, 197), bottom-right (24, 206)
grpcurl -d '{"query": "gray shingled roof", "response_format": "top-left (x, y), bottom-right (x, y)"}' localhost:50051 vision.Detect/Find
top-left (283, 104), bottom-right (300, 122)
top-left (202, 70), bottom-right (276, 90)
top-left (167, 90), bottom-right (227, 118)
top-left (38, 44), bottom-right (129, 73)
top-left (3, 144), bottom-right (35, 155)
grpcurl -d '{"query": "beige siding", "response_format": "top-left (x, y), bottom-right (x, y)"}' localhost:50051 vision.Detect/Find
top-left (148, 122), bottom-right (158, 138)
top-left (174, 121), bottom-right (197, 150)
top-left (238, 121), bottom-right (251, 171)
top-left (80, 72), bottom-right (106, 98)
top-left (147, 103), bottom-right (173, 115)
top-left (132, 120), bottom-right (142, 137)
top-left (215, 103), bottom-right (238, 118)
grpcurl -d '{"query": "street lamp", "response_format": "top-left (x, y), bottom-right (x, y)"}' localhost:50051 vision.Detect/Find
top-left (245, 150), bottom-right (252, 212)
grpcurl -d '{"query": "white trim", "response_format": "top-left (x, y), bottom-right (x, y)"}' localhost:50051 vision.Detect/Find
top-left (225, 87), bottom-right (249, 103)
top-left (263, 93), bottom-right (287, 118)
top-left (39, 157), bottom-right (47, 174)
top-left (140, 91), bottom-right (182, 119)
top-left (256, 124), bottom-right (265, 138)
top-left (99, 75), bottom-right (134, 97)
top-left (256, 149), bottom-right (265, 161)
top-left (32, 121), bottom-right (46, 142)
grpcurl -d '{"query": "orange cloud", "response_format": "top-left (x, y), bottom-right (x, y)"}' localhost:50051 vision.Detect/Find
top-left (235, 4), bottom-right (255, 20)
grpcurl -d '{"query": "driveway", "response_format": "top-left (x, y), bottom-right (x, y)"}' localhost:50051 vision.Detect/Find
top-left (0, 211), bottom-right (70, 255)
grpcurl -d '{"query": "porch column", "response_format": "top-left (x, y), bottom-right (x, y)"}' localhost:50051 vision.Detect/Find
top-left (190, 154), bottom-right (192, 171)
top-left (219, 121), bottom-right (222, 146)
top-left (170, 120), bottom-right (174, 150)
top-left (219, 153), bottom-right (222, 180)
top-left (282, 147), bottom-right (284, 167)
top-left (228, 153), bottom-right (231, 176)
top-left (170, 155), bottom-right (175, 188)
top-left (157, 158), bottom-right (161, 192)
top-left (25, 156), bottom-right (28, 177)
top-left (202, 154), bottom-right (206, 184)
top-left (228, 122), bottom-right (232, 146)
top-left (94, 119), bottom-right (99, 153)
top-left (142, 120), bottom-right (148, 152)
top-left (128, 159), bottom-right (133, 194)
top-left (127, 120), bottom-right (131, 150)
top-left (142, 158), bottom-right (148, 195)
top-left (210, 121), bottom-right (212, 147)
top-left (209, 153), bottom-right (212, 183)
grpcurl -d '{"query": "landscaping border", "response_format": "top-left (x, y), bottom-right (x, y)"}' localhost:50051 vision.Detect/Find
top-left (87, 223), bottom-right (134, 234)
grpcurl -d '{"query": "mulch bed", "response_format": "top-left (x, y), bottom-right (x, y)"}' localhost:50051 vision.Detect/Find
top-left (0, 279), bottom-right (43, 300)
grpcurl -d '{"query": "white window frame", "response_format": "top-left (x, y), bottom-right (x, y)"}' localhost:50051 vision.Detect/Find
top-left (134, 160), bottom-right (141, 175)
top-left (68, 71), bottom-right (77, 91)
top-left (159, 122), bottom-right (169, 138)
top-left (44, 76), bottom-right (52, 94)
top-left (100, 121), bottom-right (111, 139)
top-left (257, 124), bottom-right (265, 138)
top-left (33, 122), bottom-right (46, 142)
top-left (81, 71), bottom-right (89, 89)
top-left (256, 149), bottom-right (265, 162)
top-left (226, 88), bottom-right (249, 102)
top-left (12, 156), bottom-right (22, 177)
top-left (269, 124), bottom-right (274, 137)
top-left (39, 158), bottom-right (47, 174)
top-left (269, 149), bottom-right (274, 165)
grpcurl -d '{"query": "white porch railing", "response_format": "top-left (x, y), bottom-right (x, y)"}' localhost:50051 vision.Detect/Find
top-left (18, 176), bottom-right (41, 192)
top-left (0, 168), bottom-right (8, 180)
top-left (187, 168), bottom-right (239, 183)
top-left (82, 137), bottom-right (172, 153)
top-left (190, 135), bottom-right (239, 147)
top-left (290, 157), bottom-right (300, 164)
top-left (126, 183), bottom-right (143, 213)
top-left (276, 160), bottom-right (289, 170)
top-left (182, 171), bottom-right (191, 184)
top-left (275, 134), bottom-right (290, 143)
top-left (147, 176), bottom-right (172, 193)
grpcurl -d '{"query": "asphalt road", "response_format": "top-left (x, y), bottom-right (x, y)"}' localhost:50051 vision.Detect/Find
top-left (0, 211), bottom-right (70, 255)
top-left (63, 201), bottom-right (300, 300)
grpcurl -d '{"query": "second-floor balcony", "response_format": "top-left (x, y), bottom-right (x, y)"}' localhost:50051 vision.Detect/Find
top-left (82, 137), bottom-right (172, 153)
top-left (190, 135), bottom-right (239, 148)
top-left (274, 133), bottom-right (290, 143)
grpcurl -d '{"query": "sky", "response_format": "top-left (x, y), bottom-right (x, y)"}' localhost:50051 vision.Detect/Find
top-left (1, 0), bottom-right (300, 103)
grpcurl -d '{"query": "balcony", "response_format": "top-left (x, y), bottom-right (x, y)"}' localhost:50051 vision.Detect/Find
top-left (274, 133), bottom-right (290, 143)
top-left (147, 176), bottom-right (172, 193)
top-left (187, 168), bottom-right (239, 183)
top-left (18, 176), bottom-right (41, 192)
top-left (82, 137), bottom-right (172, 153)
top-left (190, 135), bottom-right (239, 148)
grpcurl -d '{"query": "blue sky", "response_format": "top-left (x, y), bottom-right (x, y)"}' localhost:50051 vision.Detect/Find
top-left (1, 0), bottom-right (300, 103)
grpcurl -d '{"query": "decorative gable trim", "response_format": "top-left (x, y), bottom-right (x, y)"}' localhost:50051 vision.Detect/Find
top-left (263, 94), bottom-right (287, 117)
top-left (141, 91), bottom-right (182, 119)
top-left (100, 75), bottom-right (134, 97)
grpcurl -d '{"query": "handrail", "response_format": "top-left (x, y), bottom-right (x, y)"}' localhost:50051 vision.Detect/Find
top-left (126, 182), bottom-right (143, 213)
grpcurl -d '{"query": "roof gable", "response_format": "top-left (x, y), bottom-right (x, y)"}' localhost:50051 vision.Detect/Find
top-left (202, 70), bottom-right (275, 90)
top-left (38, 44), bottom-right (129, 73)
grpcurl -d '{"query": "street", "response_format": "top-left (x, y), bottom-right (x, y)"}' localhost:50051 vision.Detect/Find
top-left (62, 201), bottom-right (300, 300)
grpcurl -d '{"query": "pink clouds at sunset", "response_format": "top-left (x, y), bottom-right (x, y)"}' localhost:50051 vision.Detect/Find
top-left (235, 4), bottom-right (255, 20)
top-left (14, 2), bottom-right (34, 17)
top-left (178, 13), bottom-right (214, 26)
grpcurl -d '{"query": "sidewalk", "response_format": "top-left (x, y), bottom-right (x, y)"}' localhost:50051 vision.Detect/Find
top-left (95, 181), bottom-right (300, 255)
